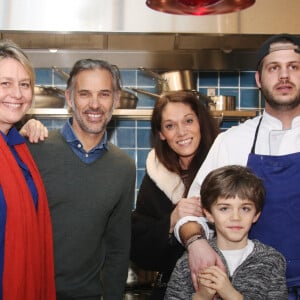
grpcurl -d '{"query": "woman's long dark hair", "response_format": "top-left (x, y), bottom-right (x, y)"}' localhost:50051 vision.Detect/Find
top-left (151, 91), bottom-right (219, 194)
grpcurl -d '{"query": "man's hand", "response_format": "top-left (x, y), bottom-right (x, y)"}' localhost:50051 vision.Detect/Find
top-left (188, 239), bottom-right (226, 291)
top-left (19, 119), bottom-right (49, 143)
top-left (170, 197), bottom-right (202, 233)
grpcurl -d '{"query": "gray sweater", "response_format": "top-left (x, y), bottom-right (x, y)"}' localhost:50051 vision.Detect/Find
top-left (165, 238), bottom-right (288, 300)
top-left (29, 130), bottom-right (136, 300)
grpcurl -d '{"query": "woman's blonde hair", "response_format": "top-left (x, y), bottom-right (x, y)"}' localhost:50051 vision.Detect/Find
top-left (0, 39), bottom-right (35, 93)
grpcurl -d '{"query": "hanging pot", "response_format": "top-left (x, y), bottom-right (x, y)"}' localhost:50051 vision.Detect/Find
top-left (139, 67), bottom-right (197, 93)
top-left (33, 86), bottom-right (66, 108)
top-left (208, 95), bottom-right (236, 111)
top-left (117, 90), bottom-right (139, 109)
top-left (129, 87), bottom-right (214, 109)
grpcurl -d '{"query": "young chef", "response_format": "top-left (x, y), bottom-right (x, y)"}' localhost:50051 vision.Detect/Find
top-left (174, 33), bottom-right (300, 299)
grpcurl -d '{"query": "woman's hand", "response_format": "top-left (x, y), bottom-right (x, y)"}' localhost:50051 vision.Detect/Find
top-left (170, 197), bottom-right (202, 233)
top-left (19, 119), bottom-right (49, 143)
top-left (188, 240), bottom-right (226, 291)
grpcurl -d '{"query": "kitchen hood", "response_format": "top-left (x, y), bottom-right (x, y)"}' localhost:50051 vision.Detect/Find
top-left (0, 31), bottom-right (268, 70)
top-left (0, 0), bottom-right (299, 70)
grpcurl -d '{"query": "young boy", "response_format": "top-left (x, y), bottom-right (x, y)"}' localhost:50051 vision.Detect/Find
top-left (164, 165), bottom-right (287, 300)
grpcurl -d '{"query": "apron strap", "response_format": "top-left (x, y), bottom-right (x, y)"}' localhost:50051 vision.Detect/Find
top-left (250, 116), bottom-right (263, 154)
top-left (288, 286), bottom-right (300, 300)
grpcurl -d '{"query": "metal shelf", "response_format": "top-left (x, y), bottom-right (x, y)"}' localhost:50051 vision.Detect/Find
top-left (26, 108), bottom-right (258, 121)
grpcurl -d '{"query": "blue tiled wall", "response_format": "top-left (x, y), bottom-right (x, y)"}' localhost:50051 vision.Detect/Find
top-left (34, 68), bottom-right (263, 200)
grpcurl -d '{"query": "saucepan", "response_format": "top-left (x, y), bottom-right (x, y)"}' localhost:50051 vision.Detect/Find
top-left (53, 66), bottom-right (138, 109)
top-left (208, 95), bottom-right (236, 111)
top-left (139, 67), bottom-right (197, 93)
top-left (33, 86), bottom-right (66, 108)
top-left (129, 87), bottom-right (214, 109)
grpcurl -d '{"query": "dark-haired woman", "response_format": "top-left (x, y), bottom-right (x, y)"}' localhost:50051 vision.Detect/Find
top-left (131, 91), bottom-right (219, 299)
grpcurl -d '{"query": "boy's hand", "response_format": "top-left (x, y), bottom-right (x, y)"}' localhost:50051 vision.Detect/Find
top-left (199, 266), bottom-right (242, 300)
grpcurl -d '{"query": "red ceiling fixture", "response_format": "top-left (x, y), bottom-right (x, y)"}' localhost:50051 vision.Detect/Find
top-left (146, 0), bottom-right (255, 15)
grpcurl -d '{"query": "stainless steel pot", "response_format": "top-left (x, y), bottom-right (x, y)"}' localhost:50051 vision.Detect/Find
top-left (126, 262), bottom-right (158, 288)
top-left (116, 90), bottom-right (138, 109)
top-left (139, 67), bottom-right (197, 93)
top-left (129, 87), bottom-right (213, 108)
top-left (33, 86), bottom-right (66, 108)
top-left (208, 95), bottom-right (236, 111)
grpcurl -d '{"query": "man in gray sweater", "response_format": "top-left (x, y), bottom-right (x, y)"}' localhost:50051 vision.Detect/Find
top-left (29, 59), bottom-right (136, 300)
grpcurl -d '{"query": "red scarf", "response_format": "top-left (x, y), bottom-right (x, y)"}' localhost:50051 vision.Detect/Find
top-left (0, 134), bottom-right (56, 300)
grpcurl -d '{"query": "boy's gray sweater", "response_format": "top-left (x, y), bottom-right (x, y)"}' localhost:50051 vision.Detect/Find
top-left (165, 238), bottom-right (288, 300)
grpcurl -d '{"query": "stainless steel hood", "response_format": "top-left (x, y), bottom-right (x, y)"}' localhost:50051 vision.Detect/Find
top-left (1, 0), bottom-right (299, 34)
top-left (0, 0), bottom-right (300, 70)
top-left (0, 32), bottom-right (272, 70)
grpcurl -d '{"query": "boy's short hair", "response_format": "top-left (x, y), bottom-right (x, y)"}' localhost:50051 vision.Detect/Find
top-left (201, 165), bottom-right (265, 213)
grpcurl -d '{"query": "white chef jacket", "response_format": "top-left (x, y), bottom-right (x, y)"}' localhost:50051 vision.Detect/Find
top-left (188, 110), bottom-right (300, 197)
top-left (174, 110), bottom-right (300, 243)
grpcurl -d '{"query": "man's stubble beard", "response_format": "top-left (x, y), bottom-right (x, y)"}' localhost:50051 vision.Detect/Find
top-left (71, 100), bottom-right (113, 135)
top-left (261, 84), bottom-right (300, 111)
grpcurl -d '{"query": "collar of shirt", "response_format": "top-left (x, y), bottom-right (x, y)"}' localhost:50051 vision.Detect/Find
top-left (263, 110), bottom-right (300, 129)
top-left (260, 110), bottom-right (300, 155)
top-left (1, 127), bottom-right (26, 146)
top-left (60, 117), bottom-right (109, 164)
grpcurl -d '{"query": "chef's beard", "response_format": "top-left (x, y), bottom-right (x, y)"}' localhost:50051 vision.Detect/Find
top-left (261, 85), bottom-right (300, 111)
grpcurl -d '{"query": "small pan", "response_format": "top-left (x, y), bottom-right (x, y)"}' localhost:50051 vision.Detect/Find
top-left (33, 86), bottom-right (66, 108)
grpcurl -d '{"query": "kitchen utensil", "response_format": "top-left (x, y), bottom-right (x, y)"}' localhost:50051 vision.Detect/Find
top-left (208, 95), bottom-right (236, 111)
top-left (126, 262), bottom-right (158, 288)
top-left (52, 66), bottom-right (70, 81)
top-left (129, 87), bottom-right (214, 108)
top-left (130, 88), bottom-right (160, 99)
top-left (116, 90), bottom-right (139, 109)
top-left (33, 86), bottom-right (66, 108)
top-left (139, 67), bottom-right (197, 93)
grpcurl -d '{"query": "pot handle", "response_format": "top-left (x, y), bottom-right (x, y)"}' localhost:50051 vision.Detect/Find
top-left (129, 88), bottom-right (160, 99)
top-left (138, 67), bottom-right (165, 82)
top-left (52, 66), bottom-right (70, 80)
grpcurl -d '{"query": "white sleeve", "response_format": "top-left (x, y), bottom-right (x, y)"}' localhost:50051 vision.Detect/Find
top-left (187, 134), bottom-right (227, 198)
top-left (173, 216), bottom-right (210, 245)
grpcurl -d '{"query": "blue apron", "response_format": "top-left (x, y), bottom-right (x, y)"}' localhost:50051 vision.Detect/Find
top-left (247, 117), bottom-right (300, 299)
